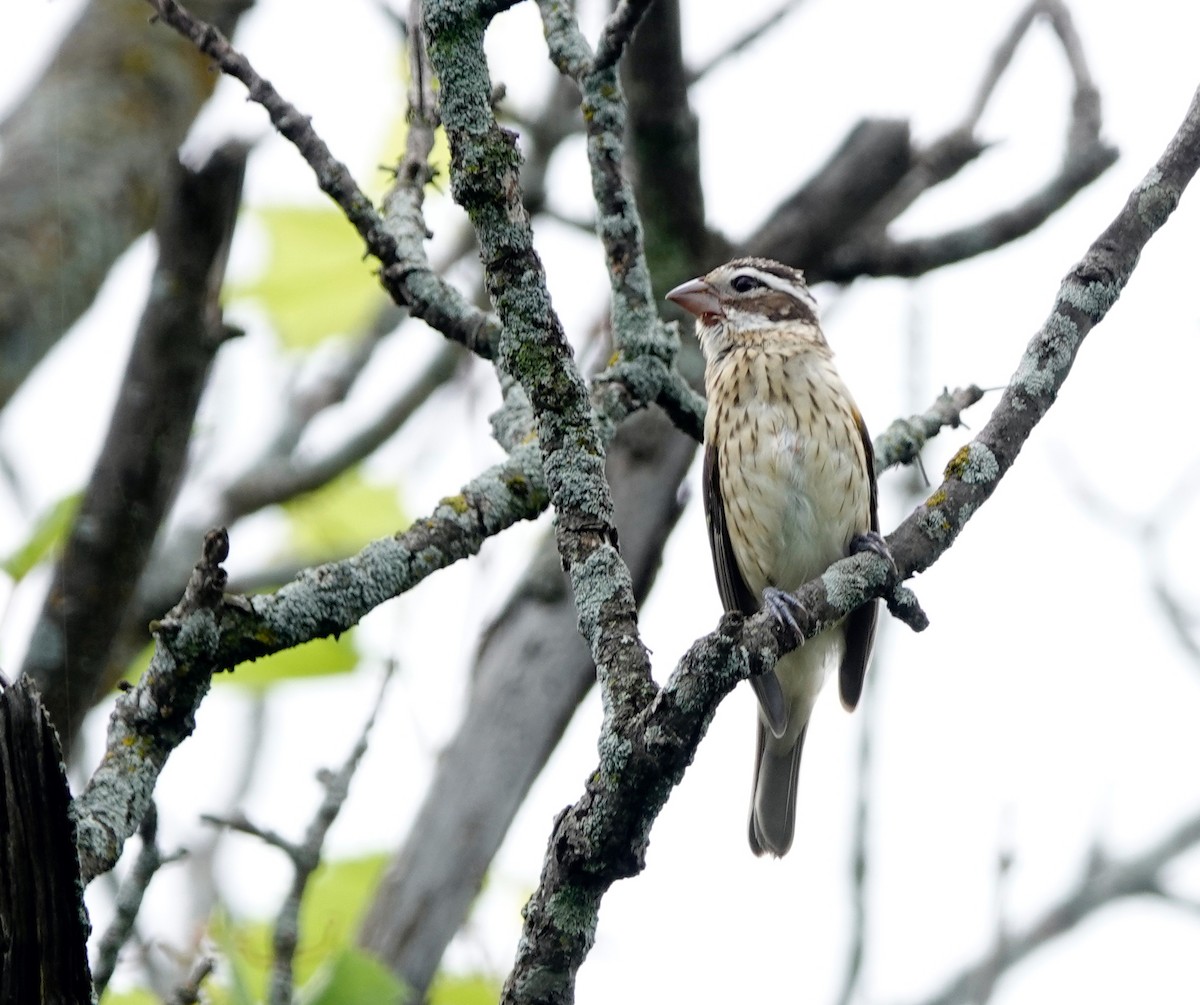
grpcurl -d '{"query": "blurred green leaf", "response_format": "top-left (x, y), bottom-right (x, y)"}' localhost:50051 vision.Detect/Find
top-left (429, 973), bottom-right (505, 1005)
top-left (208, 909), bottom-right (270, 1005)
top-left (0, 492), bottom-right (80, 580)
top-left (100, 989), bottom-right (160, 1005)
top-left (205, 855), bottom-right (393, 1005)
top-left (298, 855), bottom-right (390, 952)
top-left (230, 207), bottom-right (381, 349)
top-left (298, 947), bottom-right (407, 1005)
top-left (119, 632), bottom-right (358, 694)
top-left (222, 632), bottom-right (359, 692)
top-left (283, 469), bottom-right (405, 559)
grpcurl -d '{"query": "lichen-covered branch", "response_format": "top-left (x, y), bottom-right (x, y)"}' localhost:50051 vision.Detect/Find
top-left (145, 0), bottom-right (500, 359)
top-left (538, 0), bottom-right (673, 363)
top-left (872, 385), bottom-right (984, 474)
top-left (74, 441), bottom-right (547, 881)
top-left (424, 0), bottom-right (655, 721)
top-left (498, 83), bottom-right (1200, 1005)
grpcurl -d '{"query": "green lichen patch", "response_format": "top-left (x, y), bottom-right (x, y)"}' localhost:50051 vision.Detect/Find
top-left (944, 442), bottom-right (999, 484)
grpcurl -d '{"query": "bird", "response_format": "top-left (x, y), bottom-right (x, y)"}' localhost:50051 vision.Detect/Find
top-left (666, 257), bottom-right (885, 857)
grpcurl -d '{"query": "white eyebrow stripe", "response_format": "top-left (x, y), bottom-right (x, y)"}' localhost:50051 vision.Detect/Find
top-left (738, 266), bottom-right (821, 319)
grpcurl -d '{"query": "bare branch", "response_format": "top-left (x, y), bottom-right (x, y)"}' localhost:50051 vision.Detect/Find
top-left (167, 953), bottom-right (216, 1005)
top-left (203, 668), bottom-right (391, 1005)
top-left (819, 0), bottom-right (1116, 280)
top-left (833, 665), bottom-right (879, 1005)
top-left (686, 0), bottom-right (807, 85)
top-left (902, 809), bottom-right (1200, 1005)
top-left (91, 804), bottom-right (184, 997)
top-left (221, 341), bottom-right (463, 515)
top-left (22, 143), bottom-right (247, 751)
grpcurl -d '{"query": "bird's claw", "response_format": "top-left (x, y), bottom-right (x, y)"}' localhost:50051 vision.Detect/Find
top-left (762, 586), bottom-right (807, 647)
top-left (849, 531), bottom-right (897, 577)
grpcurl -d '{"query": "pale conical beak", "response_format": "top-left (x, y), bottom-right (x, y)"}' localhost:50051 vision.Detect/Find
top-left (666, 277), bottom-right (723, 320)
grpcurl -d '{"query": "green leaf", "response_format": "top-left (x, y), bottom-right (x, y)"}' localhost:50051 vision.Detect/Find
top-left (0, 492), bottom-right (81, 580)
top-left (230, 207), bottom-right (382, 349)
top-left (118, 632), bottom-right (358, 694)
top-left (221, 631), bottom-right (360, 692)
top-left (429, 973), bottom-right (505, 1005)
top-left (298, 855), bottom-right (390, 952)
top-left (282, 469), bottom-right (406, 559)
top-left (100, 989), bottom-right (160, 1005)
top-left (298, 947), bottom-right (408, 1005)
top-left (202, 856), bottom-right (393, 1004)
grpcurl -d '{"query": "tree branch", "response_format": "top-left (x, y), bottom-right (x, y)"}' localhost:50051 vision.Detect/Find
top-left (818, 0), bottom-right (1116, 281)
top-left (902, 810), bottom-right (1200, 1005)
top-left (73, 434), bottom-right (548, 881)
top-left (91, 803), bottom-right (183, 997)
top-left (499, 82), bottom-right (1200, 1005)
top-left (0, 0), bottom-right (252, 407)
top-left (21, 143), bottom-right (248, 752)
top-left (425, 0), bottom-right (654, 724)
top-left (145, 0), bottom-right (501, 359)
top-left (202, 667), bottom-right (391, 1005)
top-left (686, 0), bottom-right (807, 85)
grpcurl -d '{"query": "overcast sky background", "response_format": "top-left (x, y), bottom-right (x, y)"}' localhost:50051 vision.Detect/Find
top-left (4, 1), bottom-right (1200, 1002)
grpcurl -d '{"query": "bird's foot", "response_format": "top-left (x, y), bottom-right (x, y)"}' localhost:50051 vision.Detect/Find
top-left (849, 532), bottom-right (929, 632)
top-left (849, 530), bottom-right (895, 572)
top-left (762, 586), bottom-right (807, 647)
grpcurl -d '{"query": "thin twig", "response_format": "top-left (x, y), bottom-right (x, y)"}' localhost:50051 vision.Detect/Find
top-left (145, 0), bottom-right (500, 359)
top-left (686, 0), bottom-right (807, 84)
top-left (91, 805), bottom-right (185, 996)
top-left (167, 953), bottom-right (215, 1005)
top-left (203, 666), bottom-right (394, 1005)
top-left (593, 0), bottom-right (656, 72)
top-left (900, 810), bottom-right (1200, 1005)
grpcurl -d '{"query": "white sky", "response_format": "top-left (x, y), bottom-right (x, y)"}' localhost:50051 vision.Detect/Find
top-left (4, 1), bottom-right (1200, 1003)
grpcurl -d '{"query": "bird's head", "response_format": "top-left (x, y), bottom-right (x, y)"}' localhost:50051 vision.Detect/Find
top-left (666, 258), bottom-right (822, 361)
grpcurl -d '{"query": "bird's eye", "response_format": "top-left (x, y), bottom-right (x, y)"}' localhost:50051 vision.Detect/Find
top-left (731, 274), bottom-right (763, 293)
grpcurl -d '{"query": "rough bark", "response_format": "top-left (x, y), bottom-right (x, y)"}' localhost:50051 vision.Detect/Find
top-left (0, 678), bottom-right (91, 1004)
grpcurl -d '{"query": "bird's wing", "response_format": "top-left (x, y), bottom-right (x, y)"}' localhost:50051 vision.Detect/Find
top-left (704, 439), bottom-right (788, 735)
top-left (839, 407), bottom-right (880, 711)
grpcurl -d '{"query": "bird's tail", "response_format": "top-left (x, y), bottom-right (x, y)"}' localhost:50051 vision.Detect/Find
top-left (748, 722), bottom-right (807, 857)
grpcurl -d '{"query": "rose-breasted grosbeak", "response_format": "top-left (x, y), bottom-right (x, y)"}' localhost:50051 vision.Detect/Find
top-left (668, 258), bottom-right (882, 857)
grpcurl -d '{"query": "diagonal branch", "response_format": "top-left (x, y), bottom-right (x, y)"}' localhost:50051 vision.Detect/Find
top-left (593, 0), bottom-right (656, 73)
top-left (819, 0), bottom-right (1116, 281)
top-left (901, 809), bottom-right (1200, 1005)
top-left (202, 667), bottom-right (392, 1005)
top-left (145, 0), bottom-right (501, 359)
top-left (73, 437), bottom-right (548, 881)
top-left (425, 0), bottom-right (655, 722)
top-left (499, 82), bottom-right (1200, 1005)
top-left (22, 143), bottom-right (248, 751)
